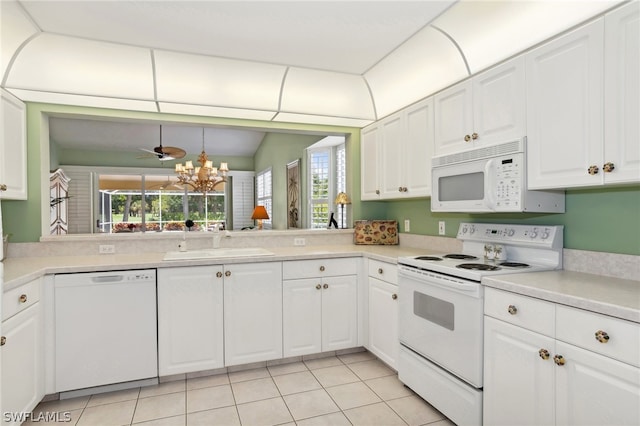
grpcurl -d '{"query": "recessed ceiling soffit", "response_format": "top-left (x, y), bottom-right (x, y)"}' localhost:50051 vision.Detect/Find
top-left (0, 0), bottom-right (624, 127)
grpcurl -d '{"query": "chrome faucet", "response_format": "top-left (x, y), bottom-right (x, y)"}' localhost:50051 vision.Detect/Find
top-left (212, 224), bottom-right (222, 249)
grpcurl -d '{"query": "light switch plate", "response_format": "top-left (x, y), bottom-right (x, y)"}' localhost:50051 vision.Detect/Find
top-left (438, 221), bottom-right (446, 235)
top-left (404, 220), bottom-right (410, 232)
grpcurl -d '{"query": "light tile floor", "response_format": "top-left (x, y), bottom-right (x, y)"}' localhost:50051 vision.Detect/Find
top-left (25, 351), bottom-right (456, 426)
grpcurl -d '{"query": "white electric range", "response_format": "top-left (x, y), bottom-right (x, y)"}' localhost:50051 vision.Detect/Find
top-left (397, 222), bottom-right (564, 426)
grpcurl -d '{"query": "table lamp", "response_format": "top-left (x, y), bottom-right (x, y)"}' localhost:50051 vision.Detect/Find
top-left (251, 205), bottom-right (269, 230)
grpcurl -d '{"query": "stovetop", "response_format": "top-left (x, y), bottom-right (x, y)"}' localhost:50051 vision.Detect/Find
top-left (398, 223), bottom-right (564, 282)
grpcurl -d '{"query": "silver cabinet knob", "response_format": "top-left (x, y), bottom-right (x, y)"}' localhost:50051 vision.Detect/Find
top-left (507, 305), bottom-right (518, 315)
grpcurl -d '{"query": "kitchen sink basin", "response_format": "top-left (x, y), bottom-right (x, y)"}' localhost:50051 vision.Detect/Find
top-left (163, 247), bottom-right (275, 261)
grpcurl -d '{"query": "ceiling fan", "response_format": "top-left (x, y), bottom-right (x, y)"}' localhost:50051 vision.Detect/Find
top-left (138, 125), bottom-right (186, 161)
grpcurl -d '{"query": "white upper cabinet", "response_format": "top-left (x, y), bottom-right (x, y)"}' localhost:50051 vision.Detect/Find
top-left (434, 80), bottom-right (473, 155)
top-left (402, 98), bottom-right (434, 198)
top-left (360, 124), bottom-right (381, 200)
top-left (379, 114), bottom-right (404, 198)
top-left (526, 19), bottom-right (604, 189)
top-left (0, 89), bottom-right (28, 200)
top-left (434, 56), bottom-right (526, 156)
top-left (604, 1), bottom-right (640, 185)
top-left (361, 96), bottom-right (434, 200)
top-left (528, 3), bottom-right (640, 190)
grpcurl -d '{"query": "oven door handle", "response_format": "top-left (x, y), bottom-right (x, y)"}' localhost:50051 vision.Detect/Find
top-left (398, 266), bottom-right (482, 297)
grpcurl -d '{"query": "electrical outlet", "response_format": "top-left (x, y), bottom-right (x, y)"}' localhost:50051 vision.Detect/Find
top-left (294, 238), bottom-right (306, 246)
top-left (99, 244), bottom-right (115, 254)
top-left (404, 219), bottom-right (410, 232)
top-left (438, 221), bottom-right (446, 235)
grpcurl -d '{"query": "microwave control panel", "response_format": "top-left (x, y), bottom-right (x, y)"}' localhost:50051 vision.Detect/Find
top-left (492, 154), bottom-right (523, 208)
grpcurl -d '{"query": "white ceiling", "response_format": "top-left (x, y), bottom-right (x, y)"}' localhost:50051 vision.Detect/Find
top-left (48, 117), bottom-right (268, 157)
top-left (17, 1), bottom-right (454, 75)
top-left (1, 0), bottom-right (624, 156)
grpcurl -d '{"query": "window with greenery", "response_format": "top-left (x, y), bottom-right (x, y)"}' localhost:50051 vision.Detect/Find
top-left (98, 174), bottom-right (225, 233)
top-left (255, 168), bottom-right (272, 229)
top-left (307, 141), bottom-right (346, 229)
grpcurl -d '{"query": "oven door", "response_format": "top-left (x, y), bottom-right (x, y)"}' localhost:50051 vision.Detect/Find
top-left (398, 265), bottom-right (484, 388)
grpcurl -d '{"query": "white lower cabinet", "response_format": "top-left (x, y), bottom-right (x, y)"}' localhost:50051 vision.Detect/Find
top-left (224, 262), bottom-right (283, 366)
top-left (484, 287), bottom-right (640, 426)
top-left (282, 258), bottom-right (357, 357)
top-left (367, 260), bottom-right (398, 369)
top-left (157, 266), bottom-right (224, 376)
top-left (1, 278), bottom-right (44, 426)
top-left (484, 316), bottom-right (555, 426)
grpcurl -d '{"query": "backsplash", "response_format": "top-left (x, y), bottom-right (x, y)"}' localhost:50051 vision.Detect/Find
top-left (5, 230), bottom-right (638, 281)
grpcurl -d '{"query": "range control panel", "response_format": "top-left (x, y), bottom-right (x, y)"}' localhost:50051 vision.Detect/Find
top-left (457, 223), bottom-right (563, 248)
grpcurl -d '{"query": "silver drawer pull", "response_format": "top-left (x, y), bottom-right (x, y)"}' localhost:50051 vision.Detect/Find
top-left (507, 305), bottom-right (518, 315)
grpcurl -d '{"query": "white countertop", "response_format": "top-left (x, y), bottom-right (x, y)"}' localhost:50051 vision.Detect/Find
top-left (483, 271), bottom-right (640, 323)
top-left (2, 245), bottom-right (429, 290)
top-left (4, 244), bottom-right (639, 323)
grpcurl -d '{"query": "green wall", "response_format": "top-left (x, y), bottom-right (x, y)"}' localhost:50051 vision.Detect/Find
top-left (3, 102), bottom-right (639, 256)
top-left (377, 184), bottom-right (640, 255)
top-left (254, 133), bottom-right (324, 229)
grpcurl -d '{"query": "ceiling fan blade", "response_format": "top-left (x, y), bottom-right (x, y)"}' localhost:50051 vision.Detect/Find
top-left (139, 147), bottom-right (162, 157)
top-left (161, 147), bottom-right (186, 159)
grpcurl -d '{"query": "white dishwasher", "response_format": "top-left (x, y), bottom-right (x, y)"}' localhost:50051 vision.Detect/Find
top-left (55, 269), bottom-right (158, 393)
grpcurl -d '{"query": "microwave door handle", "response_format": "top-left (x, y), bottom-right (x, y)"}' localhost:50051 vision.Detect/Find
top-left (485, 159), bottom-right (496, 210)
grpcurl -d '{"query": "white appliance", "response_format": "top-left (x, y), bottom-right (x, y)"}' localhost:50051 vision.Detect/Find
top-left (54, 270), bottom-right (158, 394)
top-left (397, 222), bottom-right (563, 426)
top-left (431, 138), bottom-right (565, 213)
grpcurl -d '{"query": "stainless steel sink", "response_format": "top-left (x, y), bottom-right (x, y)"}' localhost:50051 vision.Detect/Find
top-left (163, 247), bottom-right (274, 261)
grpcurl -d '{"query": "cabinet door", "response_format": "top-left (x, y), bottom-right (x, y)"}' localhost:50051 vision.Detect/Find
top-left (473, 56), bottom-right (526, 146)
top-left (483, 317), bottom-right (555, 426)
top-left (379, 114), bottom-right (405, 198)
top-left (555, 341), bottom-right (640, 426)
top-left (157, 266), bottom-right (224, 376)
top-left (0, 89), bottom-right (27, 200)
top-left (434, 80), bottom-right (473, 156)
top-left (224, 262), bottom-right (283, 366)
top-left (526, 19), bottom-right (604, 189)
top-left (283, 278), bottom-right (322, 357)
top-left (1, 304), bottom-right (44, 425)
top-left (368, 278), bottom-right (398, 369)
top-left (321, 275), bottom-right (357, 352)
top-left (361, 124), bottom-right (381, 200)
top-left (404, 97), bottom-right (434, 197)
top-left (604, 2), bottom-right (640, 184)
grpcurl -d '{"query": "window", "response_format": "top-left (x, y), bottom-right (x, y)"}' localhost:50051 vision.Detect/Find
top-left (255, 168), bottom-right (272, 229)
top-left (307, 138), bottom-right (346, 229)
top-left (97, 173), bottom-right (225, 233)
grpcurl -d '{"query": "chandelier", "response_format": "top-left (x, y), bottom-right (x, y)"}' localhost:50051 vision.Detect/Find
top-left (174, 128), bottom-right (229, 193)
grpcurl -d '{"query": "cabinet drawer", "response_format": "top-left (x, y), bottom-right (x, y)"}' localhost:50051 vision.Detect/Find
top-left (556, 305), bottom-right (639, 367)
top-left (283, 258), bottom-right (357, 279)
top-left (484, 287), bottom-right (555, 337)
top-left (368, 260), bottom-right (397, 284)
top-left (3, 278), bottom-right (41, 322)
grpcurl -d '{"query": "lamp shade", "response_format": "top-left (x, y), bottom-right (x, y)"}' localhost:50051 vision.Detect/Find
top-left (335, 192), bottom-right (351, 205)
top-left (251, 205), bottom-right (270, 220)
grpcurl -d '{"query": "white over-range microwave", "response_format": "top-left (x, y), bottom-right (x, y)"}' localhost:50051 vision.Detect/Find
top-left (431, 138), bottom-right (565, 213)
